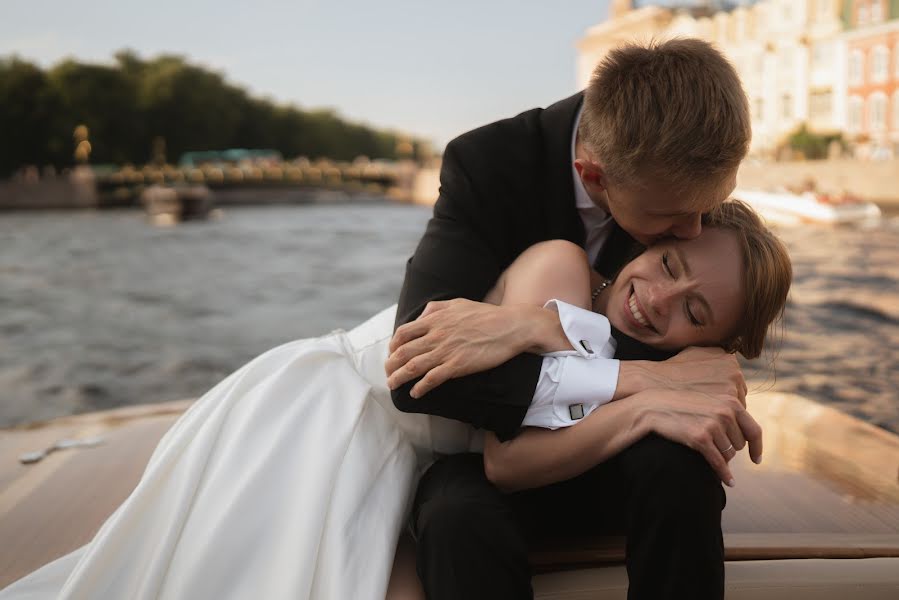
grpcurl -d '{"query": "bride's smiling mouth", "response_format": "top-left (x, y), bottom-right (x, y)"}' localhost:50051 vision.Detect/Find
top-left (623, 285), bottom-right (658, 334)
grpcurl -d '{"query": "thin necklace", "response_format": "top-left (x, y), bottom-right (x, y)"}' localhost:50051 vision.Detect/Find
top-left (591, 279), bottom-right (612, 303)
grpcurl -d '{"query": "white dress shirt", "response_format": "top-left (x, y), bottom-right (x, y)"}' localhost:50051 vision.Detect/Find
top-left (520, 105), bottom-right (622, 430)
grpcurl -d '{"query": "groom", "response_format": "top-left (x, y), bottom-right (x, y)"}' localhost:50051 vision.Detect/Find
top-left (386, 39), bottom-right (756, 599)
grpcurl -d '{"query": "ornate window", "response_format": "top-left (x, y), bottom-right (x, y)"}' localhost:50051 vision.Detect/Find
top-left (871, 0), bottom-right (883, 23)
top-left (848, 96), bottom-right (864, 132)
top-left (868, 93), bottom-right (887, 132)
top-left (810, 90), bottom-right (833, 119)
top-left (872, 46), bottom-right (889, 83)
top-left (778, 47), bottom-right (793, 72)
top-left (781, 0), bottom-right (792, 23)
top-left (849, 50), bottom-right (865, 86)
top-left (812, 43), bottom-right (830, 69)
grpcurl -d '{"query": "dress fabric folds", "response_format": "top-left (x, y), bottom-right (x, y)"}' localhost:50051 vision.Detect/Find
top-left (1, 305), bottom-right (479, 600)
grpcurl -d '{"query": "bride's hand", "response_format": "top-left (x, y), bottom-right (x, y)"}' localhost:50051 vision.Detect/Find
top-left (385, 299), bottom-right (556, 397)
top-left (630, 387), bottom-right (763, 486)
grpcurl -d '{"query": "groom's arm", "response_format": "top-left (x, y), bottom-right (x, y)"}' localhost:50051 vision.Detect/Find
top-left (392, 139), bottom-right (546, 441)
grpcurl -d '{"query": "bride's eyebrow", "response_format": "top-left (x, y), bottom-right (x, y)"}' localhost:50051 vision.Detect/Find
top-left (674, 246), bottom-right (714, 324)
top-left (674, 246), bottom-right (692, 277)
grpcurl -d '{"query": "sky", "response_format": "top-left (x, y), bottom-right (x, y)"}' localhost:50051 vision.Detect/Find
top-left (0, 0), bottom-right (614, 147)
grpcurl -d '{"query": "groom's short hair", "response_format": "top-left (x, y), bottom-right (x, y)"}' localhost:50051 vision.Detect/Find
top-left (579, 38), bottom-right (750, 198)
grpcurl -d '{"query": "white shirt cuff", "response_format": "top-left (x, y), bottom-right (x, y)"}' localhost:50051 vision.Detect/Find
top-left (544, 299), bottom-right (616, 359)
top-left (551, 355), bottom-right (619, 422)
top-left (523, 301), bottom-right (619, 430)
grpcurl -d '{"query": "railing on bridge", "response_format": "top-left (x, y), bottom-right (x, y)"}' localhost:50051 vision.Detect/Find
top-left (0, 158), bottom-right (438, 210)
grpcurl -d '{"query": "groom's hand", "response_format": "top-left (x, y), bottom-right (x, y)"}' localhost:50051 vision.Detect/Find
top-left (615, 346), bottom-right (748, 406)
top-left (385, 299), bottom-right (564, 398)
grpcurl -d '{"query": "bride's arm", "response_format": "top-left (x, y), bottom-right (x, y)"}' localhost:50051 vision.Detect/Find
top-left (480, 240), bottom-right (640, 492)
top-left (485, 385), bottom-right (746, 492)
top-left (438, 240), bottom-right (601, 364)
top-left (484, 240), bottom-right (596, 311)
top-left (481, 244), bottom-right (744, 491)
top-left (483, 397), bottom-right (650, 492)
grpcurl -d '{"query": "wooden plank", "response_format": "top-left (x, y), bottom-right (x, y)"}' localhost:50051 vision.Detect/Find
top-left (1, 392), bottom-right (897, 589)
top-left (0, 402), bottom-right (189, 588)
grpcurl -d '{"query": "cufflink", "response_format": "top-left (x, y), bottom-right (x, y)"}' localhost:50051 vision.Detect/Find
top-left (579, 340), bottom-right (594, 355)
top-left (569, 404), bottom-right (585, 420)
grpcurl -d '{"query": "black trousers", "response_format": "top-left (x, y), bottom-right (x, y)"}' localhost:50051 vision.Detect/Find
top-left (410, 434), bottom-right (726, 600)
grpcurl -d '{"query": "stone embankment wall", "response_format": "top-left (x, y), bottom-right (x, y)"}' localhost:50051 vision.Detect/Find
top-left (737, 160), bottom-right (899, 206)
top-left (0, 168), bottom-right (97, 210)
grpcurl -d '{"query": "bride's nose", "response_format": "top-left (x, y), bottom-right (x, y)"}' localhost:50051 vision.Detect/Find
top-left (646, 281), bottom-right (679, 317)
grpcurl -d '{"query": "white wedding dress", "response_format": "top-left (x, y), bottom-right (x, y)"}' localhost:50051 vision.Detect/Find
top-left (1, 305), bottom-right (482, 600)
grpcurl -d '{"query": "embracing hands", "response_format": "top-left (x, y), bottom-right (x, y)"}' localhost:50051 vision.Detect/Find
top-left (630, 386), bottom-right (762, 487)
top-left (620, 347), bottom-right (760, 486)
top-left (385, 300), bottom-right (762, 486)
top-left (617, 346), bottom-right (748, 406)
top-left (385, 299), bottom-right (559, 397)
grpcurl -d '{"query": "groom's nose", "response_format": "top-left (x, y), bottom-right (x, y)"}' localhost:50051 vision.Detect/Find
top-left (669, 214), bottom-right (702, 240)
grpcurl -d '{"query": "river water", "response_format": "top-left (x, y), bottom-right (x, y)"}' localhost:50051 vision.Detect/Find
top-left (1, 201), bottom-right (897, 433)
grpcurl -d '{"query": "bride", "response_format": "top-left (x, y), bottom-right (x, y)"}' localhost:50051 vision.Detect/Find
top-left (0, 200), bottom-right (791, 599)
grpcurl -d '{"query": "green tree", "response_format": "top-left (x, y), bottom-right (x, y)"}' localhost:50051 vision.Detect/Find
top-left (136, 56), bottom-right (241, 159)
top-left (0, 58), bottom-right (65, 175)
top-left (786, 123), bottom-right (845, 160)
top-left (47, 59), bottom-right (143, 165)
top-left (0, 50), bottom-right (422, 174)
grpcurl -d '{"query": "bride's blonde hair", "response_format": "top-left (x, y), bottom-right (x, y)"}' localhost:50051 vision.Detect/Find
top-left (702, 200), bottom-right (792, 359)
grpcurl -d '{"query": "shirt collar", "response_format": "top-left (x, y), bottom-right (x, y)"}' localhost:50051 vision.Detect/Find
top-left (570, 105), bottom-right (599, 211)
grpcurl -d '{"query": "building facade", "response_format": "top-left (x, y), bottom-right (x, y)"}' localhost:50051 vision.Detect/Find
top-left (577, 1), bottom-right (899, 157)
top-left (842, 1), bottom-right (899, 157)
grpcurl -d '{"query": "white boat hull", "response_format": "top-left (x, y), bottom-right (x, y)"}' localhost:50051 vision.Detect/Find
top-left (733, 189), bottom-right (882, 225)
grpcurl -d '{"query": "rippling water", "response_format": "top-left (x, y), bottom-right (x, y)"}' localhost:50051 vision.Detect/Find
top-left (751, 215), bottom-right (899, 433)
top-left (1, 201), bottom-right (896, 433)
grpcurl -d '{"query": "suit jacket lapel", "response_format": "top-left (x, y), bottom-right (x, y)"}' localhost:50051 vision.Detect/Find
top-left (539, 92), bottom-right (586, 246)
top-left (536, 93), bottom-right (645, 284)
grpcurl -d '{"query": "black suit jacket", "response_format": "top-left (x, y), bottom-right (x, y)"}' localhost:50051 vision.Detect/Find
top-left (392, 93), bottom-right (662, 440)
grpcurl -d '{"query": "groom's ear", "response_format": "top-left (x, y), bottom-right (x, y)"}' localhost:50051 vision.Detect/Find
top-left (574, 158), bottom-right (606, 190)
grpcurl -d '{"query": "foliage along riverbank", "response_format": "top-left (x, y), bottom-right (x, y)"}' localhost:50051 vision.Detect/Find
top-left (0, 51), bottom-right (429, 177)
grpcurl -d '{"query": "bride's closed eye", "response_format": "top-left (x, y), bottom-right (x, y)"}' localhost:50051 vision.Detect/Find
top-left (661, 250), bottom-right (704, 328)
top-left (661, 250), bottom-right (674, 277)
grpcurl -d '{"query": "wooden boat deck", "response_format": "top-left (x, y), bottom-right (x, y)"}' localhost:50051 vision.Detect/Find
top-left (1, 393), bottom-right (897, 590)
